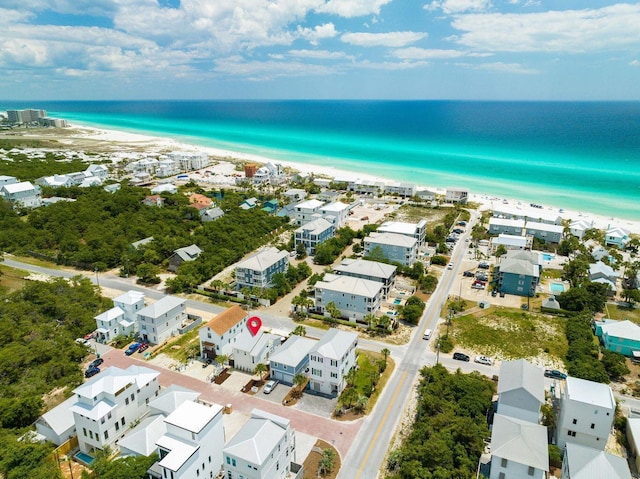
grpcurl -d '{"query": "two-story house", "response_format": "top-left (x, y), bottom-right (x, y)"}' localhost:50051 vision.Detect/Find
top-left (231, 329), bottom-right (282, 373)
top-left (269, 335), bottom-right (316, 386)
top-left (524, 221), bottom-right (564, 244)
top-left (155, 400), bottom-right (224, 479)
top-left (595, 320), bottom-right (640, 357)
top-left (137, 296), bottom-right (187, 345)
top-left (445, 187), bottom-right (468, 204)
top-left (70, 365), bottom-right (160, 454)
top-left (199, 305), bottom-right (248, 359)
top-left (314, 273), bottom-right (383, 323)
top-left (363, 232), bottom-right (418, 266)
top-left (333, 258), bottom-right (397, 300)
top-left (223, 409), bottom-right (297, 479)
top-left (605, 226), bottom-right (630, 249)
top-left (497, 359), bottom-right (545, 424)
top-left (556, 376), bottom-right (615, 450)
top-left (384, 182), bottom-right (416, 198)
top-left (488, 217), bottom-right (526, 236)
top-left (0, 180), bottom-right (42, 208)
top-left (308, 328), bottom-right (358, 397)
top-left (235, 247), bottom-right (290, 291)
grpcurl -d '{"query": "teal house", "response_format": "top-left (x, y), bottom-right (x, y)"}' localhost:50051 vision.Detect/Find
top-left (497, 250), bottom-right (542, 297)
top-left (595, 319), bottom-right (640, 357)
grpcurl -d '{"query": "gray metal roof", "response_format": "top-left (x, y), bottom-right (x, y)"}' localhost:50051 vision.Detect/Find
top-left (224, 409), bottom-right (289, 465)
top-left (498, 359), bottom-right (545, 404)
top-left (310, 328), bottom-right (358, 360)
top-left (564, 443), bottom-right (631, 479)
top-left (138, 295), bottom-right (185, 319)
top-left (269, 335), bottom-right (317, 368)
top-left (333, 258), bottom-right (396, 281)
top-left (491, 414), bottom-right (549, 472)
top-left (235, 247), bottom-right (288, 272)
top-left (316, 274), bottom-right (383, 299)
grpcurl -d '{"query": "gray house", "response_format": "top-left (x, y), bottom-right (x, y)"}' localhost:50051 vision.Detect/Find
top-left (364, 232), bottom-right (418, 266)
top-left (269, 335), bottom-right (316, 385)
top-left (168, 244), bottom-right (203, 272)
top-left (489, 217), bottom-right (525, 236)
top-left (497, 359), bottom-right (545, 424)
top-left (497, 250), bottom-right (542, 297)
top-left (333, 258), bottom-right (397, 299)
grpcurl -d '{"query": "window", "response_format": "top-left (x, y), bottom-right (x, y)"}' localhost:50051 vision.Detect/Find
top-left (131, 393), bottom-right (135, 401)
top-left (528, 466), bottom-right (535, 476)
top-left (121, 417), bottom-right (125, 426)
top-left (115, 422), bottom-right (119, 431)
top-left (501, 458), bottom-right (507, 467)
top-left (591, 423), bottom-right (595, 429)
top-left (572, 418), bottom-right (577, 425)
top-left (226, 457), bottom-right (230, 465)
top-left (568, 430), bottom-right (576, 437)
top-left (83, 428), bottom-right (87, 437)
top-left (499, 473), bottom-right (505, 479)
top-left (125, 397), bottom-right (129, 405)
top-left (104, 431), bottom-right (109, 440)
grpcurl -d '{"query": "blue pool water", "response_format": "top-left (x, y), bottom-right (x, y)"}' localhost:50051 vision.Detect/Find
top-left (74, 452), bottom-right (95, 465)
top-left (542, 253), bottom-right (555, 261)
top-left (393, 298), bottom-right (402, 305)
top-left (550, 283), bottom-right (565, 293)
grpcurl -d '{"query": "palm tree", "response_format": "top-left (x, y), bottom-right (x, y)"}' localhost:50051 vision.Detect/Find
top-left (364, 313), bottom-right (377, 330)
top-left (292, 325), bottom-right (306, 337)
top-left (318, 448), bottom-right (337, 476)
top-left (215, 354), bottom-right (229, 367)
top-left (293, 373), bottom-right (308, 398)
top-left (381, 348), bottom-right (390, 364)
top-left (254, 363), bottom-right (268, 382)
top-left (354, 394), bottom-right (368, 414)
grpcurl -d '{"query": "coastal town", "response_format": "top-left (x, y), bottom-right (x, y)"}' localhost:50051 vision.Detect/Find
top-left (2, 110), bottom-right (640, 479)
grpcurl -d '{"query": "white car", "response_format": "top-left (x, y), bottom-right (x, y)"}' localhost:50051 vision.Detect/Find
top-left (447, 263), bottom-right (454, 270)
top-left (423, 329), bottom-right (433, 340)
top-left (474, 355), bottom-right (493, 366)
top-left (263, 380), bottom-right (278, 394)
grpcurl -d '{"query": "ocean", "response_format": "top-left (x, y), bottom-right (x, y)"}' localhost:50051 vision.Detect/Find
top-left (3, 100), bottom-right (639, 220)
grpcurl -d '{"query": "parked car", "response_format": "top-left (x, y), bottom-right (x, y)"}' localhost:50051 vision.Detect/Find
top-left (544, 369), bottom-right (567, 380)
top-left (463, 270), bottom-right (475, 277)
top-left (75, 337), bottom-right (90, 346)
top-left (458, 221), bottom-right (467, 226)
top-left (452, 228), bottom-right (464, 234)
top-left (472, 282), bottom-right (485, 289)
top-left (453, 352), bottom-right (470, 362)
top-left (478, 262), bottom-right (490, 269)
top-left (263, 379), bottom-right (279, 394)
top-left (84, 332), bottom-right (95, 340)
top-left (423, 329), bottom-right (433, 340)
top-left (138, 343), bottom-right (149, 353)
top-left (125, 342), bottom-right (141, 356)
top-left (491, 289), bottom-right (498, 297)
top-left (474, 355), bottom-right (493, 366)
top-left (85, 366), bottom-right (100, 378)
top-left (89, 358), bottom-right (104, 369)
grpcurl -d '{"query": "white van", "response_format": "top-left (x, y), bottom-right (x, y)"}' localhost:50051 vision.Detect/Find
top-left (423, 329), bottom-right (433, 340)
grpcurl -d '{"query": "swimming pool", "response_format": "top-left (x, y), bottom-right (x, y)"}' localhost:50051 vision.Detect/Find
top-left (393, 298), bottom-right (402, 305)
top-left (550, 282), bottom-right (565, 293)
top-left (74, 451), bottom-right (95, 466)
top-left (542, 253), bottom-right (555, 261)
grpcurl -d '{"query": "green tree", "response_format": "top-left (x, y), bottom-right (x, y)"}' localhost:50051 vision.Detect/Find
top-left (295, 241), bottom-right (307, 259)
top-left (136, 263), bottom-right (160, 284)
top-left (291, 325), bottom-right (307, 337)
top-left (215, 354), bottom-right (229, 367)
top-left (419, 274), bottom-right (438, 293)
top-left (254, 363), bottom-right (268, 380)
top-left (601, 350), bottom-right (630, 381)
top-left (318, 448), bottom-right (337, 476)
top-left (562, 258), bottom-right (590, 287)
top-left (494, 244), bottom-right (507, 258)
top-left (325, 301), bottom-right (342, 319)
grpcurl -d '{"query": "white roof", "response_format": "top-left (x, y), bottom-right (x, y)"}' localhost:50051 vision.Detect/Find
top-left (236, 247), bottom-right (288, 272)
top-left (316, 274), bottom-right (383, 299)
top-left (74, 365), bottom-right (159, 399)
top-left (627, 418), bottom-right (640, 444)
top-left (570, 219), bottom-right (593, 230)
top-left (95, 306), bottom-right (124, 322)
top-left (114, 290), bottom-right (145, 305)
top-left (365, 232), bottom-right (417, 248)
top-left (565, 377), bottom-right (615, 410)
top-left (296, 217), bottom-right (334, 234)
top-left (499, 258), bottom-right (540, 277)
top-left (2, 181), bottom-right (36, 194)
top-left (493, 234), bottom-right (528, 248)
top-left (310, 328), bottom-right (358, 360)
top-left (269, 335), bottom-right (317, 368)
top-left (320, 201), bottom-right (349, 213)
top-left (378, 221), bottom-right (423, 235)
top-left (233, 329), bottom-right (280, 356)
top-left (224, 409), bottom-right (289, 465)
top-left (138, 295), bottom-right (185, 319)
top-left (39, 395), bottom-right (77, 436)
top-left (296, 199), bottom-right (324, 210)
top-left (564, 442), bottom-right (631, 479)
top-left (525, 221), bottom-right (564, 233)
top-left (491, 414), bottom-right (549, 472)
top-left (70, 398), bottom-right (117, 421)
top-left (601, 320), bottom-right (640, 342)
top-left (157, 434), bottom-right (198, 471)
top-left (589, 261), bottom-right (619, 279)
top-left (489, 217), bottom-right (525, 228)
top-left (333, 258), bottom-right (396, 281)
top-left (119, 414), bottom-right (167, 456)
top-left (149, 385), bottom-right (201, 416)
top-left (498, 359), bottom-right (545, 404)
top-left (606, 226), bottom-right (629, 237)
top-left (164, 400), bottom-right (222, 433)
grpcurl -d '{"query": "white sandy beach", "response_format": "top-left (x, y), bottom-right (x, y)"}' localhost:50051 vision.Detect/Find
top-left (32, 123), bottom-right (640, 236)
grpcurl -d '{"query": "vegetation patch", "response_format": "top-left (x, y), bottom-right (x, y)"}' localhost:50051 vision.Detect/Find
top-left (302, 440), bottom-right (340, 479)
top-left (447, 307), bottom-right (568, 361)
top-left (603, 304), bottom-right (640, 324)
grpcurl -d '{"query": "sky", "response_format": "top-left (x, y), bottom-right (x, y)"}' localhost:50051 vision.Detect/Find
top-left (1, 0), bottom-right (640, 101)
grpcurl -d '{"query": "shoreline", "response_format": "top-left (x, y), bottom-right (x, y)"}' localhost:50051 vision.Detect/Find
top-left (10, 121), bottom-right (640, 235)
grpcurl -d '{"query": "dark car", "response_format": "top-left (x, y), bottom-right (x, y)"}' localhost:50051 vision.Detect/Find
top-left (125, 342), bottom-right (141, 356)
top-left (138, 343), bottom-right (149, 353)
top-left (85, 366), bottom-right (100, 378)
top-left (89, 358), bottom-right (104, 369)
top-left (478, 262), bottom-right (490, 269)
top-left (544, 369), bottom-right (567, 380)
top-left (463, 270), bottom-right (475, 277)
top-left (453, 352), bottom-right (470, 362)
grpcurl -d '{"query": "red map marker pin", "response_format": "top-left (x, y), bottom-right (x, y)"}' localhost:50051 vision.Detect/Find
top-left (248, 316), bottom-right (262, 336)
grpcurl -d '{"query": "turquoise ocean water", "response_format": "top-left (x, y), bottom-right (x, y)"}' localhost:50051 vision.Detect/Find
top-left (2, 100), bottom-right (639, 220)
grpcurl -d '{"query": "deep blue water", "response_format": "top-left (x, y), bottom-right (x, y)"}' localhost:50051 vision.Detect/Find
top-left (2, 100), bottom-right (639, 220)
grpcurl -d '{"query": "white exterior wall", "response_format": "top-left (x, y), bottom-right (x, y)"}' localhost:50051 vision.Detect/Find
top-left (232, 335), bottom-right (279, 373)
top-left (308, 341), bottom-right (357, 397)
top-left (294, 200), bottom-right (324, 225)
top-left (557, 396), bottom-right (615, 450)
top-left (75, 376), bottom-right (160, 453)
top-left (138, 301), bottom-right (186, 345)
top-left (490, 457), bottom-right (545, 479)
top-left (114, 293), bottom-right (146, 326)
top-left (319, 203), bottom-right (349, 228)
top-left (315, 286), bottom-right (382, 322)
top-left (199, 317), bottom-right (248, 356)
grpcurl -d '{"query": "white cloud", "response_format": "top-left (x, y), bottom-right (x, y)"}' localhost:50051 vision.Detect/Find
top-left (451, 4), bottom-right (640, 53)
top-left (297, 23), bottom-right (338, 45)
top-left (425, 0), bottom-right (491, 14)
top-left (630, 60), bottom-right (640, 67)
top-left (213, 55), bottom-right (337, 79)
top-left (457, 61), bottom-right (538, 74)
top-left (316, 0), bottom-right (392, 18)
top-left (392, 47), bottom-right (466, 60)
top-left (341, 31), bottom-right (427, 47)
top-left (287, 49), bottom-right (353, 60)
top-left (355, 60), bottom-right (428, 70)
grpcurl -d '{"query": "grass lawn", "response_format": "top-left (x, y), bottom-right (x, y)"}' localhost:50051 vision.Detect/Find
top-left (449, 306), bottom-right (568, 362)
top-left (153, 328), bottom-right (201, 363)
top-left (394, 205), bottom-right (451, 223)
top-left (541, 269), bottom-right (564, 280)
top-left (0, 265), bottom-right (30, 292)
top-left (604, 303), bottom-right (640, 324)
top-left (10, 255), bottom-right (64, 270)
